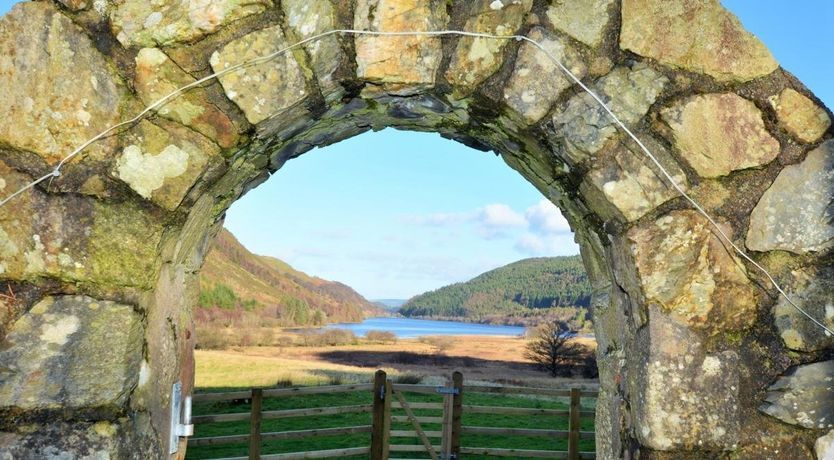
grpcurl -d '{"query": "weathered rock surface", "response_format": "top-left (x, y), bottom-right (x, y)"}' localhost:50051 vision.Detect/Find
top-left (661, 93), bottom-right (780, 178)
top-left (774, 269), bottom-right (834, 352)
top-left (0, 296), bottom-right (143, 415)
top-left (760, 360), bottom-right (834, 429)
top-left (282, 0), bottom-right (343, 99)
top-left (626, 210), bottom-right (758, 335)
top-left (210, 25), bottom-right (309, 125)
top-left (771, 88), bottom-right (831, 144)
top-left (634, 307), bottom-right (740, 450)
top-left (817, 429), bottom-right (834, 460)
top-left (110, 0), bottom-right (271, 47)
top-left (620, 0), bottom-right (778, 82)
top-left (0, 418), bottom-right (157, 459)
top-left (503, 27), bottom-right (586, 123)
top-left (551, 64), bottom-right (667, 162)
top-left (135, 48), bottom-right (239, 149)
top-left (354, 0), bottom-right (447, 90)
top-left (0, 170), bottom-right (164, 290)
top-left (115, 121), bottom-right (220, 211)
top-left (584, 137), bottom-right (687, 222)
top-left (445, 0), bottom-right (532, 90)
top-left (747, 140), bottom-right (834, 254)
top-left (0, 2), bottom-right (123, 164)
top-left (56, 0), bottom-right (89, 11)
top-left (545, 0), bottom-right (615, 48)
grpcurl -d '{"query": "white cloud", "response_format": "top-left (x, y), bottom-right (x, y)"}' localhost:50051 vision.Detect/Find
top-left (525, 199), bottom-right (572, 234)
top-left (515, 232), bottom-right (579, 256)
top-left (478, 203), bottom-right (527, 228)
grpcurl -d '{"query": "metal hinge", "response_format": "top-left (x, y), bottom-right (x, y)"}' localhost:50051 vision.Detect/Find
top-left (169, 382), bottom-right (194, 454)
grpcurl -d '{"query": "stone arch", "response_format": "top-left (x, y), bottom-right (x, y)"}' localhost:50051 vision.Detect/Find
top-left (0, 0), bottom-right (832, 458)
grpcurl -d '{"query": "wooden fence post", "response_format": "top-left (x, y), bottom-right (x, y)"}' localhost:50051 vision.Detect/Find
top-left (248, 388), bottom-right (263, 460)
top-left (568, 387), bottom-right (581, 460)
top-left (370, 370), bottom-right (390, 460)
top-left (450, 371), bottom-right (463, 459)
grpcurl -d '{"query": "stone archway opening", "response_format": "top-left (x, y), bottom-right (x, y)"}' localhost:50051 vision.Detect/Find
top-left (0, 0), bottom-right (833, 459)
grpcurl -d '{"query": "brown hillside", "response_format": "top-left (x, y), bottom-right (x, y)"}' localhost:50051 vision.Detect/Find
top-left (199, 228), bottom-right (380, 323)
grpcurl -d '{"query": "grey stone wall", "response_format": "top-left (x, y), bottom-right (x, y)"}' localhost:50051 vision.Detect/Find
top-left (0, 0), bottom-right (832, 458)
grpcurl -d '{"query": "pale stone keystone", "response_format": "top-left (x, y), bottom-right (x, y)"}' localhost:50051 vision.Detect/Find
top-left (545, 0), bottom-right (615, 48)
top-left (354, 0), bottom-right (448, 91)
top-left (282, 0), bottom-right (344, 100)
top-left (210, 24), bottom-right (310, 125)
top-left (110, 0), bottom-right (272, 48)
top-left (771, 88), bottom-right (832, 143)
top-left (620, 0), bottom-right (778, 82)
top-left (747, 140), bottom-right (834, 254)
top-left (0, 2), bottom-right (123, 164)
top-left (661, 93), bottom-right (780, 178)
top-left (445, 0), bottom-right (533, 91)
top-left (503, 27), bottom-right (586, 124)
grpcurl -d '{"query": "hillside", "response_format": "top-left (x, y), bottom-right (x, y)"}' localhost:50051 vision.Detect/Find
top-left (399, 257), bottom-right (592, 327)
top-left (198, 228), bottom-right (380, 325)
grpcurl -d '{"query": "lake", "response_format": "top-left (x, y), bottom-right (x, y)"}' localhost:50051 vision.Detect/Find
top-left (319, 317), bottom-right (527, 339)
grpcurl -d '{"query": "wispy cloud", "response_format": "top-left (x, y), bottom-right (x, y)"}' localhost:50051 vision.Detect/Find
top-left (401, 200), bottom-right (579, 256)
top-left (525, 200), bottom-right (572, 234)
top-left (514, 233), bottom-right (578, 257)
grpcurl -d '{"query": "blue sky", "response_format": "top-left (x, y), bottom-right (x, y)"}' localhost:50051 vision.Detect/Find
top-left (1, 1), bottom-right (832, 299)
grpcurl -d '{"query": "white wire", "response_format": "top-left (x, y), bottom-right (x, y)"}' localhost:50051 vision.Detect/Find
top-left (0, 28), bottom-right (830, 336)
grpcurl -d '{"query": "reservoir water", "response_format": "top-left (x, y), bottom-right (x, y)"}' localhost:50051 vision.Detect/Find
top-left (321, 317), bottom-right (527, 339)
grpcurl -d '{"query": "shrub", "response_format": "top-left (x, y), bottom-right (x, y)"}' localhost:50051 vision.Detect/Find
top-left (393, 373), bottom-right (422, 384)
top-left (525, 320), bottom-right (584, 377)
top-left (195, 327), bottom-right (228, 350)
top-left (275, 377), bottom-right (294, 388)
top-left (366, 330), bottom-right (397, 344)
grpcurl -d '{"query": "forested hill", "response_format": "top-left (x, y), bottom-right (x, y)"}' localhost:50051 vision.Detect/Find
top-left (198, 228), bottom-right (381, 325)
top-left (399, 257), bottom-right (592, 326)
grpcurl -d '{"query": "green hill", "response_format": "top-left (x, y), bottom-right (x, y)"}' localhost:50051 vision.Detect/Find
top-left (399, 257), bottom-right (592, 327)
top-left (198, 228), bottom-right (381, 326)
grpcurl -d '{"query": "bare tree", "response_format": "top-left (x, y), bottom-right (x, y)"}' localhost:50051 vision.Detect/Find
top-left (524, 320), bottom-right (584, 377)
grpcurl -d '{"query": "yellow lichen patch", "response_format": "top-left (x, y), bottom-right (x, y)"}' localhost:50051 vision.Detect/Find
top-left (92, 421), bottom-right (117, 438)
top-left (772, 88), bottom-right (831, 143)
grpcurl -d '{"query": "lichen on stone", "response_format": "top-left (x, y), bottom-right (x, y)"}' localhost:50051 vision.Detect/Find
top-left (210, 24), bottom-right (309, 125)
top-left (747, 140), bottom-right (834, 254)
top-left (620, 0), bottom-right (778, 82)
top-left (110, 0), bottom-right (272, 47)
top-left (661, 93), bottom-right (780, 178)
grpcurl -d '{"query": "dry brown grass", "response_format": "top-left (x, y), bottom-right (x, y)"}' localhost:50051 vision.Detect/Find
top-left (195, 334), bottom-right (597, 389)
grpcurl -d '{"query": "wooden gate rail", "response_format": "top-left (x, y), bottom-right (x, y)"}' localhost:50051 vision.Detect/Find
top-left (189, 382), bottom-right (375, 460)
top-left (188, 370), bottom-right (597, 460)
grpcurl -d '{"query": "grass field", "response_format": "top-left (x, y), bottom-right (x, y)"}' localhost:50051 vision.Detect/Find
top-left (188, 333), bottom-right (598, 459)
top-left (186, 388), bottom-right (596, 460)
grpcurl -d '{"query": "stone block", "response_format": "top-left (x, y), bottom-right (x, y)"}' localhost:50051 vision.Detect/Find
top-left (0, 296), bottom-right (143, 416)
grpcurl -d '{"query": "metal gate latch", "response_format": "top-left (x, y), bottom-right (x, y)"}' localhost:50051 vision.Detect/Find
top-left (169, 382), bottom-right (195, 454)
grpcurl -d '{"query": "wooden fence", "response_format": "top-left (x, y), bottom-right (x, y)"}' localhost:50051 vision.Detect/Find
top-left (188, 370), bottom-right (597, 459)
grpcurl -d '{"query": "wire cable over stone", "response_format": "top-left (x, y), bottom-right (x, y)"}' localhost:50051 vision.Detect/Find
top-left (0, 28), bottom-right (830, 336)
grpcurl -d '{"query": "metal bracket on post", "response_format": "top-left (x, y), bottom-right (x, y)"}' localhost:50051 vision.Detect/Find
top-left (435, 386), bottom-right (460, 395)
top-left (169, 382), bottom-right (194, 454)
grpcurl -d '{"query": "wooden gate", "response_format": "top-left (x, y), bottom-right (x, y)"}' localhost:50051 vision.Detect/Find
top-left (371, 370), bottom-right (463, 460)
